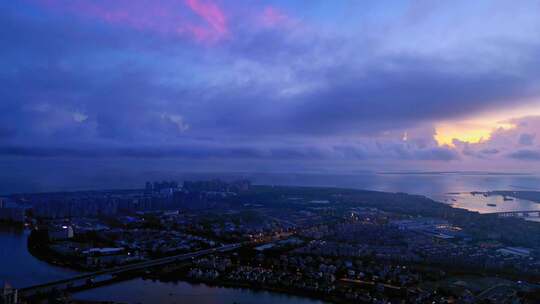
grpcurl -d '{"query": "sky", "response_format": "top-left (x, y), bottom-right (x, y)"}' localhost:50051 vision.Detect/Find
top-left (2, 0), bottom-right (540, 191)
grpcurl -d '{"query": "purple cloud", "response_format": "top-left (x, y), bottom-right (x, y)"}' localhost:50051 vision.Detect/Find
top-left (1, 0), bottom-right (540, 191)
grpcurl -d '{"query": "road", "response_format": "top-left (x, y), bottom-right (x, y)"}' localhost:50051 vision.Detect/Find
top-left (19, 243), bottom-right (242, 298)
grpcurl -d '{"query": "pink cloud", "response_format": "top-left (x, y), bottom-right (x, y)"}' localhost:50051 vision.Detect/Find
top-left (185, 0), bottom-right (228, 40)
top-left (259, 6), bottom-right (294, 29)
top-left (32, 0), bottom-right (229, 43)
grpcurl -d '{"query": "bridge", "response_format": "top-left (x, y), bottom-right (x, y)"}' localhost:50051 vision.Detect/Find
top-left (490, 210), bottom-right (540, 218)
top-left (18, 243), bottom-right (242, 301)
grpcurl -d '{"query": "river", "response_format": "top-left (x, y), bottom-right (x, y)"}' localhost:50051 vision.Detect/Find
top-left (0, 227), bottom-right (77, 287)
top-left (74, 279), bottom-right (327, 304)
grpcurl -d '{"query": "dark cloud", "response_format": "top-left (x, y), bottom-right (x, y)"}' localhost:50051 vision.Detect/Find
top-left (0, 144), bottom-right (328, 160)
top-left (285, 58), bottom-right (540, 136)
top-left (519, 133), bottom-right (536, 146)
top-left (332, 146), bottom-right (368, 160)
top-left (0, 141), bottom-right (461, 163)
top-left (465, 148), bottom-right (500, 160)
top-left (508, 149), bottom-right (540, 161)
top-left (480, 148), bottom-right (500, 155)
top-left (403, 147), bottom-right (460, 161)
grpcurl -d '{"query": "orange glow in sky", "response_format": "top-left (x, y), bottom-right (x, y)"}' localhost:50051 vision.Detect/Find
top-left (434, 103), bottom-right (540, 147)
top-left (434, 121), bottom-right (515, 146)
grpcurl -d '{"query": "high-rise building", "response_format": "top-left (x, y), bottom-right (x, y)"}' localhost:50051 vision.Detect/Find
top-left (144, 182), bottom-right (153, 195)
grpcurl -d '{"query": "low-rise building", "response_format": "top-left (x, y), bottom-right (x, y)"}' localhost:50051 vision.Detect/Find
top-left (48, 225), bottom-right (74, 241)
top-left (82, 247), bottom-right (133, 267)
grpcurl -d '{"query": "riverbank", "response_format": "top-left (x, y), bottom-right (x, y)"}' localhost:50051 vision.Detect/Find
top-left (73, 278), bottom-right (328, 304)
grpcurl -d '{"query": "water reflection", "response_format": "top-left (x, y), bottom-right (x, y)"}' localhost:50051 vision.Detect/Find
top-left (247, 172), bottom-right (540, 198)
top-left (74, 278), bottom-right (327, 304)
top-left (442, 193), bottom-right (540, 214)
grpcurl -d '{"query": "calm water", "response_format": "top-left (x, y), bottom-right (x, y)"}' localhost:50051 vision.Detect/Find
top-left (443, 192), bottom-right (540, 214)
top-left (74, 278), bottom-right (327, 304)
top-left (249, 172), bottom-right (540, 198)
top-left (3, 172), bottom-right (540, 302)
top-left (0, 227), bottom-right (77, 287)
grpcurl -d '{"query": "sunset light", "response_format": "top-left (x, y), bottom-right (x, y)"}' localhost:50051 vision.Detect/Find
top-left (435, 120), bottom-right (516, 147)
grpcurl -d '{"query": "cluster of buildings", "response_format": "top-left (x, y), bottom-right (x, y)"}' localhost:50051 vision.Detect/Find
top-left (48, 241), bottom-right (140, 268)
top-left (186, 252), bottom-right (472, 303)
top-left (6, 179), bottom-right (251, 220)
top-left (293, 210), bottom-right (540, 276)
top-left (183, 179), bottom-right (250, 193)
top-left (48, 224), bottom-right (74, 241)
top-left (144, 181), bottom-right (179, 195)
top-left (42, 215), bottom-right (219, 269)
top-left (176, 203), bottom-right (538, 303)
top-left (107, 229), bottom-right (217, 256)
top-left (22, 190), bottom-right (172, 219)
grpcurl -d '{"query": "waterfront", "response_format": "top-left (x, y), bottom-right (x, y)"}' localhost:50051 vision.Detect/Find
top-left (255, 172), bottom-right (540, 216)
